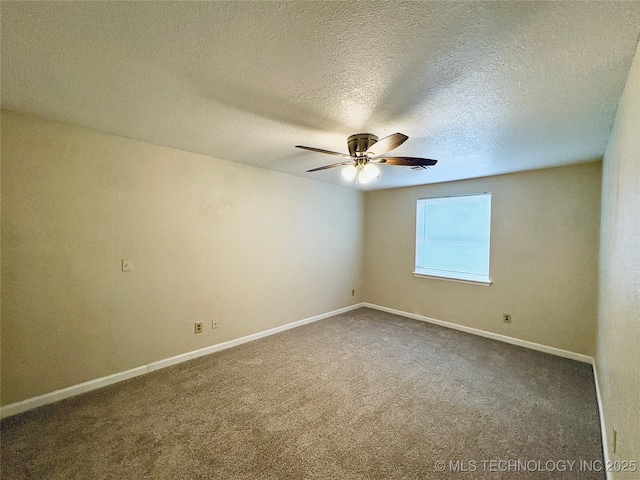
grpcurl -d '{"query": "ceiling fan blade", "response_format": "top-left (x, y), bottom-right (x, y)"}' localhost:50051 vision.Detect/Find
top-left (365, 133), bottom-right (408, 156)
top-left (296, 145), bottom-right (351, 158)
top-left (307, 161), bottom-right (354, 172)
top-left (372, 156), bottom-right (438, 167)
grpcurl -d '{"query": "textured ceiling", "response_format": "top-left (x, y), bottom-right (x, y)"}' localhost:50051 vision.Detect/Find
top-left (2, 1), bottom-right (640, 190)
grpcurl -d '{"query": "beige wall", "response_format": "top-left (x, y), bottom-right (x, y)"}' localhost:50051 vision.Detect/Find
top-left (0, 110), bottom-right (364, 405)
top-left (597, 41), bottom-right (640, 476)
top-left (363, 162), bottom-right (601, 356)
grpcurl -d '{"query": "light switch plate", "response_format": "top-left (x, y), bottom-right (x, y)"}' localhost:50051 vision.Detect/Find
top-left (122, 259), bottom-right (133, 272)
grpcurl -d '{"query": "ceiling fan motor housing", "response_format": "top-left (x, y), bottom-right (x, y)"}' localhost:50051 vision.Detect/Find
top-left (347, 133), bottom-right (378, 158)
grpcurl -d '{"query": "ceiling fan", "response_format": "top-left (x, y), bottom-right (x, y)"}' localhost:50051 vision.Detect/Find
top-left (296, 133), bottom-right (438, 185)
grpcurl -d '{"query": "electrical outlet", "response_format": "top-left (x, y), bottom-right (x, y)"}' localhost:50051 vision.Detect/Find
top-left (503, 313), bottom-right (512, 323)
top-left (194, 322), bottom-right (203, 334)
top-left (212, 318), bottom-right (218, 329)
top-left (351, 289), bottom-right (355, 297)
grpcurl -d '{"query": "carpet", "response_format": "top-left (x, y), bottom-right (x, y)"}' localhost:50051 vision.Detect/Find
top-left (0, 307), bottom-right (604, 479)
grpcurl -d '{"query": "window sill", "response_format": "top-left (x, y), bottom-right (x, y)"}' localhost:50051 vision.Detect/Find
top-left (412, 272), bottom-right (492, 286)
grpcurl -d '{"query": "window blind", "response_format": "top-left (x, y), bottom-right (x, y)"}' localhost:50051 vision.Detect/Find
top-left (415, 193), bottom-right (491, 283)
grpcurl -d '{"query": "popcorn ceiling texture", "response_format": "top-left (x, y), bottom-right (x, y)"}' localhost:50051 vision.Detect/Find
top-left (2, 1), bottom-right (640, 190)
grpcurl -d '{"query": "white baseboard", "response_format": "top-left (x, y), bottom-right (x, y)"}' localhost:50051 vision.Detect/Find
top-left (362, 302), bottom-right (594, 364)
top-left (0, 366), bottom-right (148, 420)
top-left (0, 302), bottom-right (600, 421)
top-left (364, 303), bottom-right (611, 473)
top-left (147, 303), bottom-right (365, 373)
top-left (0, 303), bottom-right (365, 419)
top-left (592, 360), bottom-right (613, 480)
top-left (2, 301), bottom-right (611, 473)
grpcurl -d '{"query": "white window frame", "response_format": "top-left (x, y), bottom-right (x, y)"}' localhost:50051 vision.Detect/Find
top-left (414, 192), bottom-right (492, 286)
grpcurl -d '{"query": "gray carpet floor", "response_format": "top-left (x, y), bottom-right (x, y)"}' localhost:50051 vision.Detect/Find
top-left (1, 308), bottom-right (604, 479)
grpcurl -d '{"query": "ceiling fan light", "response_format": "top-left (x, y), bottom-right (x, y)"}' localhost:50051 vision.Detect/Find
top-left (357, 168), bottom-right (375, 184)
top-left (362, 163), bottom-right (380, 181)
top-left (341, 165), bottom-right (357, 181)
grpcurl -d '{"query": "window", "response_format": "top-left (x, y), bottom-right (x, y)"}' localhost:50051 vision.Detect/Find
top-left (414, 193), bottom-right (491, 284)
